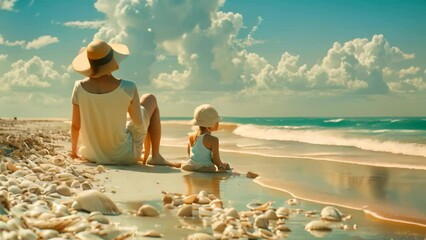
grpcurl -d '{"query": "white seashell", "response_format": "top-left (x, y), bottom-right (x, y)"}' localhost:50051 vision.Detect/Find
top-left (197, 196), bottom-right (211, 205)
top-left (51, 202), bottom-right (70, 217)
top-left (287, 198), bottom-right (299, 205)
top-left (18, 229), bottom-right (38, 240)
top-left (259, 228), bottom-right (276, 239)
top-left (55, 172), bottom-right (75, 181)
top-left (65, 219), bottom-right (90, 233)
top-left (187, 232), bottom-right (215, 240)
top-left (212, 221), bottom-right (227, 233)
top-left (177, 204), bottom-right (193, 217)
top-left (320, 206), bottom-right (343, 222)
top-left (264, 209), bottom-right (278, 220)
top-left (43, 183), bottom-right (58, 195)
top-left (95, 164), bottom-right (106, 173)
top-left (71, 190), bottom-right (120, 215)
top-left (137, 204), bottom-right (160, 217)
top-left (209, 199), bottom-right (223, 209)
top-left (38, 229), bottom-right (60, 239)
top-left (75, 231), bottom-right (104, 240)
top-left (50, 155), bottom-right (66, 166)
top-left (275, 224), bottom-right (291, 232)
top-left (24, 215), bottom-right (80, 232)
top-left (198, 206), bottom-right (213, 217)
top-left (0, 174), bottom-right (7, 181)
top-left (305, 220), bottom-right (332, 231)
top-left (88, 211), bottom-right (109, 224)
top-left (254, 215), bottom-right (269, 229)
top-left (8, 185), bottom-right (22, 194)
top-left (70, 180), bottom-right (80, 188)
top-left (56, 184), bottom-right (72, 196)
top-left (224, 208), bottom-right (240, 219)
top-left (246, 201), bottom-right (272, 211)
top-left (141, 229), bottom-right (163, 238)
top-left (223, 225), bottom-right (242, 238)
top-left (198, 190), bottom-right (209, 198)
top-left (276, 207), bottom-right (290, 218)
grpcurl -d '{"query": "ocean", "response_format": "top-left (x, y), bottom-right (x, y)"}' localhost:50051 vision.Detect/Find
top-left (161, 116), bottom-right (426, 231)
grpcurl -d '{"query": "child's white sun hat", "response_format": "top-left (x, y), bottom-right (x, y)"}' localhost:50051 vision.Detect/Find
top-left (72, 40), bottom-right (129, 78)
top-left (190, 104), bottom-right (221, 128)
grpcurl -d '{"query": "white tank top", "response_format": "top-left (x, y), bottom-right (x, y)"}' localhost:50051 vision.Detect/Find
top-left (189, 134), bottom-right (214, 165)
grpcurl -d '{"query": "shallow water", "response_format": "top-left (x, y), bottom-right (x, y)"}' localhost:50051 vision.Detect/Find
top-left (161, 119), bottom-right (426, 237)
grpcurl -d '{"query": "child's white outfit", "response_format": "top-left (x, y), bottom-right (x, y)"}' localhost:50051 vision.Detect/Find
top-left (184, 134), bottom-right (215, 169)
top-left (71, 79), bottom-right (149, 164)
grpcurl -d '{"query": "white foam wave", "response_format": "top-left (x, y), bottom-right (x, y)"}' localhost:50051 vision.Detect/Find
top-left (233, 125), bottom-right (426, 157)
top-left (324, 118), bottom-right (344, 123)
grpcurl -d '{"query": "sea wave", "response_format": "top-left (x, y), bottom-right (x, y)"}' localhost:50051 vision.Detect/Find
top-left (324, 118), bottom-right (344, 123)
top-left (233, 124), bottom-right (426, 157)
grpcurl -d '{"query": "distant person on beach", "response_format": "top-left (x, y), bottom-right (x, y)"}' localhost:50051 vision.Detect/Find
top-left (69, 40), bottom-right (179, 167)
top-left (181, 104), bottom-right (231, 172)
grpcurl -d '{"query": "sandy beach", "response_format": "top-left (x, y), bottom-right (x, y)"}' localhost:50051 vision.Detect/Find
top-left (0, 119), bottom-right (425, 239)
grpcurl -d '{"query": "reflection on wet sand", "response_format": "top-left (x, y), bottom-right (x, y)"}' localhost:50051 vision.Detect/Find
top-left (182, 171), bottom-right (232, 198)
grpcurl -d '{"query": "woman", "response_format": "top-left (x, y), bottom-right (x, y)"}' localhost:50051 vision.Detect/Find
top-left (70, 39), bottom-right (179, 167)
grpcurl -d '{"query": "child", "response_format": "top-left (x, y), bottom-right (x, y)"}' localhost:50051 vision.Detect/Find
top-left (181, 104), bottom-right (231, 172)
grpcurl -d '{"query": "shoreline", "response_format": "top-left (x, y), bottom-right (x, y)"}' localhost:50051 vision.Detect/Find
top-left (1, 119), bottom-right (425, 239)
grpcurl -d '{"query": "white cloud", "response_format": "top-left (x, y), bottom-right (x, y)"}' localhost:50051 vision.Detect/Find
top-left (153, 70), bottom-right (190, 90)
top-left (1, 35), bottom-right (59, 49)
top-left (0, 56), bottom-right (69, 91)
top-left (0, 54), bottom-right (7, 61)
top-left (0, 0), bottom-right (17, 11)
top-left (399, 66), bottom-right (420, 78)
top-left (25, 35), bottom-right (59, 49)
top-left (64, 20), bottom-right (105, 29)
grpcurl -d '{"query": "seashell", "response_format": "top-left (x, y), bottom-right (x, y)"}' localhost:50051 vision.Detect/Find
top-left (23, 215), bottom-right (80, 232)
top-left (8, 185), bottom-right (22, 194)
top-left (177, 204), bottom-right (193, 217)
top-left (70, 190), bottom-right (120, 215)
top-left (198, 206), bottom-right (213, 217)
top-left (259, 228), bottom-right (276, 239)
top-left (95, 165), bottom-right (106, 173)
top-left (81, 182), bottom-right (92, 190)
top-left (141, 229), bottom-right (163, 238)
top-left (276, 207), bottom-right (290, 218)
top-left (51, 202), bottom-right (70, 217)
top-left (49, 155), bottom-right (66, 166)
top-left (224, 208), bottom-right (240, 219)
top-left (64, 219), bottom-right (90, 233)
top-left (182, 194), bottom-right (197, 204)
top-left (164, 203), bottom-right (174, 210)
top-left (88, 211), bottom-right (109, 224)
top-left (56, 184), bottom-right (72, 196)
top-left (275, 224), bottom-right (291, 232)
top-left (7, 218), bottom-right (22, 231)
top-left (7, 179), bottom-right (18, 186)
top-left (320, 206), bottom-right (343, 222)
top-left (18, 229), bottom-right (38, 240)
top-left (187, 232), bottom-right (215, 240)
top-left (137, 204), bottom-right (160, 217)
top-left (254, 215), bottom-right (269, 229)
top-left (0, 174), bottom-right (7, 181)
top-left (223, 225), bottom-right (242, 238)
top-left (162, 193), bottom-right (173, 204)
top-left (197, 196), bottom-right (211, 205)
top-left (55, 172), bottom-right (75, 181)
top-left (37, 212), bottom-right (57, 220)
top-left (264, 209), bottom-right (278, 220)
top-left (173, 198), bottom-right (184, 206)
top-left (287, 198), bottom-right (299, 205)
top-left (198, 190), bottom-right (209, 198)
top-left (212, 221), bottom-right (227, 233)
top-left (70, 180), bottom-right (80, 188)
top-left (6, 161), bottom-right (19, 172)
top-left (42, 184), bottom-right (57, 195)
top-left (305, 220), bottom-right (332, 231)
top-left (246, 201), bottom-right (272, 211)
top-left (209, 199), bottom-right (223, 209)
top-left (246, 171), bottom-right (259, 179)
top-left (75, 231), bottom-right (104, 240)
top-left (38, 229), bottom-right (60, 239)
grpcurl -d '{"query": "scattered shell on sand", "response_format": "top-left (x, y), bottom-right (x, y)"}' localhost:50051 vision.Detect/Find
top-left (187, 232), bottom-right (215, 240)
top-left (141, 229), bottom-right (163, 238)
top-left (69, 190), bottom-right (120, 215)
top-left (320, 206), bottom-right (343, 222)
top-left (177, 204), bottom-right (193, 217)
top-left (246, 171), bottom-right (259, 179)
top-left (246, 201), bottom-right (272, 211)
top-left (305, 220), bottom-right (333, 231)
top-left (137, 204), bottom-right (160, 217)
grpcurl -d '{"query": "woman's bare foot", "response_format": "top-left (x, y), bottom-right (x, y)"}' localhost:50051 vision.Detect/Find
top-left (147, 155), bottom-right (181, 168)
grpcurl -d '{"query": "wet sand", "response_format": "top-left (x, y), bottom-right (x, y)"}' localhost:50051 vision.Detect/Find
top-left (0, 119), bottom-right (425, 239)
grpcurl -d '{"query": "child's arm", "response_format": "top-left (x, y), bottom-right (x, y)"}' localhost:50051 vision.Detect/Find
top-left (209, 136), bottom-right (230, 170)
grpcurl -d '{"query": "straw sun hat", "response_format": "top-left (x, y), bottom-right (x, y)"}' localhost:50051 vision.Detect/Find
top-left (72, 40), bottom-right (129, 78)
top-left (190, 104), bottom-right (222, 128)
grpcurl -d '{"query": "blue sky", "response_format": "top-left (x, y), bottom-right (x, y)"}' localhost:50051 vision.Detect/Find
top-left (1, 0), bottom-right (425, 118)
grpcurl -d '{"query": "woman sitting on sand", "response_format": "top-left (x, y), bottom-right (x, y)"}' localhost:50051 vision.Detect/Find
top-left (181, 104), bottom-right (231, 172)
top-left (69, 40), bottom-right (179, 167)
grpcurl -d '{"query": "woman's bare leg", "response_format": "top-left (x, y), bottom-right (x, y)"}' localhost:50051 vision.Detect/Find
top-left (140, 93), bottom-right (180, 167)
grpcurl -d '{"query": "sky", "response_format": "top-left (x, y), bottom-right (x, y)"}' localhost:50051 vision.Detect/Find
top-left (1, 0), bottom-right (426, 118)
